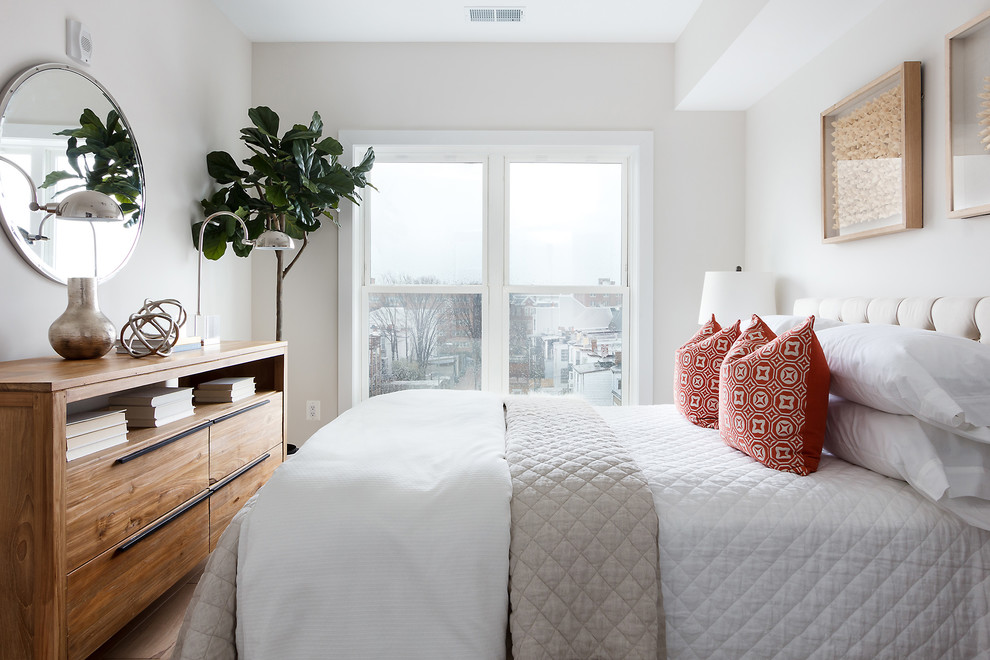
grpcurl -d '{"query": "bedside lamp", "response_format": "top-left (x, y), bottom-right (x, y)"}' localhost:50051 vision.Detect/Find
top-left (698, 267), bottom-right (776, 326)
top-left (193, 211), bottom-right (295, 345)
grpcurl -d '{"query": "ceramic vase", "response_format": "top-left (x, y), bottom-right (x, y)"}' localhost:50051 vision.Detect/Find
top-left (48, 276), bottom-right (116, 359)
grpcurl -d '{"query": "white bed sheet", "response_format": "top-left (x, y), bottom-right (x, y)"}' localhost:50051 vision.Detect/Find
top-left (235, 390), bottom-right (512, 660)
top-left (600, 405), bottom-right (990, 660)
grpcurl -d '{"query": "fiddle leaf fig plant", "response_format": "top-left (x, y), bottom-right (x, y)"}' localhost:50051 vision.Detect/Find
top-left (39, 108), bottom-right (142, 225)
top-left (194, 105), bottom-right (375, 340)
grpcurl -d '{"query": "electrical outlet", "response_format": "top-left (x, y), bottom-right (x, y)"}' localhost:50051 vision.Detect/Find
top-left (305, 400), bottom-right (320, 421)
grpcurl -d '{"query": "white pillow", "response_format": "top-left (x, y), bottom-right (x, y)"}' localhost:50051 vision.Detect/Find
top-left (816, 323), bottom-right (990, 437)
top-left (826, 397), bottom-right (990, 530)
top-left (761, 315), bottom-right (845, 335)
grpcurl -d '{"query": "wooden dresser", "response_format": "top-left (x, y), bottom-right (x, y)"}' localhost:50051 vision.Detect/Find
top-left (0, 341), bottom-right (287, 660)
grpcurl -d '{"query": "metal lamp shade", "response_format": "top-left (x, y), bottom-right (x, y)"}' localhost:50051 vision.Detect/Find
top-left (55, 190), bottom-right (123, 221)
top-left (253, 229), bottom-right (295, 250)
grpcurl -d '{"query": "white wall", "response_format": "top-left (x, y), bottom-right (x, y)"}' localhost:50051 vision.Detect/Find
top-left (0, 0), bottom-right (253, 361)
top-left (746, 0), bottom-right (990, 307)
top-left (251, 42), bottom-right (746, 444)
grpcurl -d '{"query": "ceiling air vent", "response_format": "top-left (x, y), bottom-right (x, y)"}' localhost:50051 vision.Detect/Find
top-left (466, 7), bottom-right (525, 23)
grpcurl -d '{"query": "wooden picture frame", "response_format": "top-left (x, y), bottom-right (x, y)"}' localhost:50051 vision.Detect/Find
top-left (820, 62), bottom-right (922, 243)
top-left (947, 9), bottom-right (990, 218)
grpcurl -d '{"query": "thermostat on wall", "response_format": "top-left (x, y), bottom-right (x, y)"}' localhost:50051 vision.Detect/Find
top-left (66, 19), bottom-right (93, 65)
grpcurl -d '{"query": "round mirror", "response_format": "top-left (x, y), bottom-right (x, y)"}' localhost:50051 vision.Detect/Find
top-left (0, 63), bottom-right (144, 283)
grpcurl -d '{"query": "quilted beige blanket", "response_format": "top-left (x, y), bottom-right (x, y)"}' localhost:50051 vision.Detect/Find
top-left (504, 396), bottom-right (661, 660)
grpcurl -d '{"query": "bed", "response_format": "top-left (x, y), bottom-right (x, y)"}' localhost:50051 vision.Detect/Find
top-left (174, 296), bottom-right (990, 660)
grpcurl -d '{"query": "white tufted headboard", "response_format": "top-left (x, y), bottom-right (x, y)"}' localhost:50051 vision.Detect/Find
top-left (792, 297), bottom-right (990, 343)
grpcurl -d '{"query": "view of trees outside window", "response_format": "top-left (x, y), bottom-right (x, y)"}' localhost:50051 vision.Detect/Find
top-left (369, 287), bottom-right (482, 395)
top-left (364, 156), bottom-right (626, 404)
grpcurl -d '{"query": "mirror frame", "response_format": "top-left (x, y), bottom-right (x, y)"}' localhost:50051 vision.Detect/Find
top-left (0, 62), bottom-right (145, 284)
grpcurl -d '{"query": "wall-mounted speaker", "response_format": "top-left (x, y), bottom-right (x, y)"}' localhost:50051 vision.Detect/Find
top-left (66, 19), bottom-right (93, 65)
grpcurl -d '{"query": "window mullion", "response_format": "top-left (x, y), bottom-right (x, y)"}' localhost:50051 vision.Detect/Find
top-left (485, 154), bottom-right (506, 394)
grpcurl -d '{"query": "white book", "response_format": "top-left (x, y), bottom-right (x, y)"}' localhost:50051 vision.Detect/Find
top-left (194, 390), bottom-right (254, 403)
top-left (196, 377), bottom-right (255, 391)
top-left (66, 421), bottom-right (129, 451)
top-left (109, 386), bottom-right (193, 407)
top-left (110, 398), bottom-right (198, 420)
top-left (124, 407), bottom-right (195, 428)
top-left (66, 433), bottom-right (128, 461)
top-left (66, 409), bottom-right (127, 439)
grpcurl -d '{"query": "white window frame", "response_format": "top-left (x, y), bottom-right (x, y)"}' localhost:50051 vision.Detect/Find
top-left (338, 130), bottom-right (653, 413)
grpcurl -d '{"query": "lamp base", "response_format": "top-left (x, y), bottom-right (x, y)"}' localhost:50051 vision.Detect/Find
top-left (191, 314), bottom-right (221, 345)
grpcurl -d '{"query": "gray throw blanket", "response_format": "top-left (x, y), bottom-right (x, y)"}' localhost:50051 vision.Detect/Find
top-left (504, 396), bottom-right (662, 659)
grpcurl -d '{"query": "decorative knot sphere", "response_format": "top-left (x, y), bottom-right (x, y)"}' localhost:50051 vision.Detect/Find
top-left (119, 298), bottom-right (188, 357)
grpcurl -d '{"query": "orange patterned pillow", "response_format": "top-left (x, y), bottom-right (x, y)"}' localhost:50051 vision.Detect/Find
top-left (674, 316), bottom-right (740, 428)
top-left (718, 315), bottom-right (830, 475)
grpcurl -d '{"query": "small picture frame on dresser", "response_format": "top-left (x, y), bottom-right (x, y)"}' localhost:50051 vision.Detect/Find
top-left (820, 61), bottom-right (922, 243)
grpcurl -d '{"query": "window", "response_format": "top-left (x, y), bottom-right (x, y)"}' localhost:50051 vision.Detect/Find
top-left (339, 131), bottom-right (653, 412)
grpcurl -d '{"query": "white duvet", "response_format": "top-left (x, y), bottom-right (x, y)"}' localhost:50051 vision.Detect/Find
top-left (600, 405), bottom-right (990, 660)
top-left (235, 390), bottom-right (511, 659)
top-left (178, 395), bottom-right (990, 660)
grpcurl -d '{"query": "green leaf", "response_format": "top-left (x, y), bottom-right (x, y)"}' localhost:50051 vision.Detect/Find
top-left (79, 107), bottom-right (102, 129)
top-left (206, 151), bottom-right (249, 184)
top-left (313, 136), bottom-right (343, 157)
top-left (38, 170), bottom-right (77, 189)
top-left (265, 184), bottom-right (290, 208)
top-left (244, 153), bottom-right (278, 179)
top-left (248, 106), bottom-right (280, 137)
top-left (291, 139), bottom-right (314, 177)
top-left (295, 203), bottom-right (318, 231)
top-left (202, 230), bottom-right (228, 259)
top-left (317, 166), bottom-right (354, 192)
top-left (281, 127), bottom-right (320, 143)
top-left (241, 127), bottom-right (276, 155)
top-left (349, 147), bottom-right (376, 188)
top-left (282, 217), bottom-right (306, 239)
top-left (308, 111), bottom-right (323, 137)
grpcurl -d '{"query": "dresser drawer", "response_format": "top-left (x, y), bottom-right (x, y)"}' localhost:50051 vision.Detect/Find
top-left (66, 497), bottom-right (209, 660)
top-left (209, 444), bottom-right (282, 551)
top-left (210, 395), bottom-right (282, 484)
top-left (65, 425), bottom-right (210, 571)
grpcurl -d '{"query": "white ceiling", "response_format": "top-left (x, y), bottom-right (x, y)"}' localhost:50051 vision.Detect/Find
top-left (207, 0), bottom-right (705, 43)
top-left (208, 0), bottom-right (881, 110)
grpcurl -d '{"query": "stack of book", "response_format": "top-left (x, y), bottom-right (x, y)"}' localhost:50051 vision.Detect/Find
top-left (193, 377), bottom-right (256, 404)
top-left (108, 386), bottom-right (195, 428)
top-left (66, 409), bottom-right (128, 461)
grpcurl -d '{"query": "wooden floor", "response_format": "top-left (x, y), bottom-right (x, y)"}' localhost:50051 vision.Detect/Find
top-left (85, 560), bottom-right (205, 660)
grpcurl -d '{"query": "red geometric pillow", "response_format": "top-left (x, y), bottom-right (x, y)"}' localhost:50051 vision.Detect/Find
top-left (674, 316), bottom-right (740, 429)
top-left (718, 315), bottom-right (830, 475)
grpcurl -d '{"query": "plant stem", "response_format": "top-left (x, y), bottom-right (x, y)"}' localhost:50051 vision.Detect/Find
top-left (282, 234), bottom-right (308, 278)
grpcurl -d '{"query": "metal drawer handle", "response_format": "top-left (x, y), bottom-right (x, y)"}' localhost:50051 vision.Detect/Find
top-left (210, 453), bottom-right (272, 494)
top-left (212, 399), bottom-right (270, 425)
top-left (115, 490), bottom-right (210, 553)
top-left (115, 421), bottom-right (213, 464)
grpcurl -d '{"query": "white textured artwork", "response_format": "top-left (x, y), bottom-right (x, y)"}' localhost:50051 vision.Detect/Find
top-left (829, 84), bottom-right (903, 230)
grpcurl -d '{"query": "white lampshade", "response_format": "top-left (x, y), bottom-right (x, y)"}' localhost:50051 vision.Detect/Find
top-left (698, 270), bottom-right (776, 325)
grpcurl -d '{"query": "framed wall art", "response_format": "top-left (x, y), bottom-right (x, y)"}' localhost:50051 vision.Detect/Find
top-left (820, 61), bottom-right (922, 243)
top-left (947, 9), bottom-right (990, 218)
